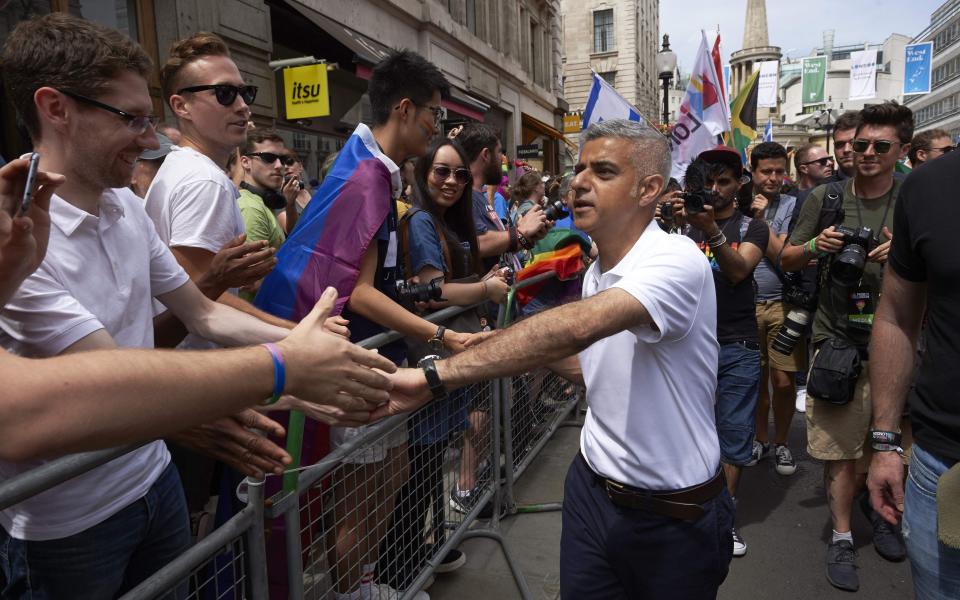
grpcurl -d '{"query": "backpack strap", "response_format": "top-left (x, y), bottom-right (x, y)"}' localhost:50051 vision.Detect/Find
top-left (817, 180), bottom-right (847, 232)
top-left (398, 207), bottom-right (454, 283)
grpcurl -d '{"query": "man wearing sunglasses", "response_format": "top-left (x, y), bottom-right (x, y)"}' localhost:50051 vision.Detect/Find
top-left (794, 143), bottom-right (835, 195)
top-left (908, 128), bottom-right (955, 168)
top-left (781, 101), bottom-right (914, 592)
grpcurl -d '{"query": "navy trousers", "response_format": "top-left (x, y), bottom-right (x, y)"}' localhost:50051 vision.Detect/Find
top-left (560, 455), bottom-right (734, 600)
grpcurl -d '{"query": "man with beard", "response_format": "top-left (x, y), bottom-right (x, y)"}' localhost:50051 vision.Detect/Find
top-left (456, 123), bottom-right (549, 273)
top-left (675, 146), bottom-right (770, 558)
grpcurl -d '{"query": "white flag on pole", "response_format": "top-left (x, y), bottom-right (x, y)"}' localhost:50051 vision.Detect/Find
top-left (849, 49), bottom-right (878, 101)
top-left (757, 61), bottom-right (779, 108)
top-left (580, 72), bottom-right (645, 138)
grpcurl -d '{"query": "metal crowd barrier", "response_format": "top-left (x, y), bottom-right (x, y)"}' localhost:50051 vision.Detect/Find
top-left (0, 269), bottom-right (586, 600)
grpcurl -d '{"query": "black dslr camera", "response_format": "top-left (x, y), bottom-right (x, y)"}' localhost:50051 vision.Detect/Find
top-left (772, 281), bottom-right (818, 356)
top-left (396, 277), bottom-right (445, 309)
top-left (831, 225), bottom-right (877, 286)
top-left (543, 198), bottom-right (569, 221)
top-left (680, 161), bottom-right (717, 215)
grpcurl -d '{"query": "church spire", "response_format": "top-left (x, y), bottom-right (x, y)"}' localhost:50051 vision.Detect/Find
top-left (743, 0), bottom-right (770, 49)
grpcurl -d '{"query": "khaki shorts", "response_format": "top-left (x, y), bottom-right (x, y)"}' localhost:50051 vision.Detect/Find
top-left (756, 300), bottom-right (807, 372)
top-left (806, 355), bottom-right (872, 461)
top-left (856, 415), bottom-right (913, 473)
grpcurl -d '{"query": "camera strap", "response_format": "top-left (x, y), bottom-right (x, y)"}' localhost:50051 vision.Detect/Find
top-left (398, 207), bottom-right (454, 284)
top-left (851, 180), bottom-right (895, 239)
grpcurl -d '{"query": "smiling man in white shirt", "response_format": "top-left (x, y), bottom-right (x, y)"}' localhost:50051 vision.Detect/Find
top-left (379, 119), bottom-right (733, 599)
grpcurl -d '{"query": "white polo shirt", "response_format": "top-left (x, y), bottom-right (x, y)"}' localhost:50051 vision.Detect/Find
top-left (579, 219), bottom-right (721, 491)
top-left (144, 145), bottom-right (245, 349)
top-left (0, 188), bottom-right (190, 540)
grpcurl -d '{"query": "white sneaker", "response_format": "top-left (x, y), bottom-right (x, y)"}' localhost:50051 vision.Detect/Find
top-left (732, 528), bottom-right (747, 557)
top-left (774, 444), bottom-right (798, 476)
top-left (795, 386), bottom-right (807, 413)
top-left (366, 583), bottom-right (429, 600)
top-left (744, 440), bottom-right (769, 467)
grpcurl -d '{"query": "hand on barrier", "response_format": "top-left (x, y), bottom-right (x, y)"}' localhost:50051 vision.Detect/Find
top-left (442, 329), bottom-right (470, 353)
top-left (278, 286), bottom-right (396, 409)
top-left (867, 226), bottom-right (893, 264)
top-left (371, 368), bottom-right (432, 420)
top-left (267, 394), bottom-right (373, 427)
top-left (483, 274), bottom-right (510, 304)
top-left (169, 408), bottom-right (291, 478)
top-left (867, 449), bottom-right (905, 526)
top-left (199, 233), bottom-right (277, 293)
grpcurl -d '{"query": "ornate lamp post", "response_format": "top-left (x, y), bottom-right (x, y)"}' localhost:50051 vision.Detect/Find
top-left (656, 34), bottom-right (678, 126)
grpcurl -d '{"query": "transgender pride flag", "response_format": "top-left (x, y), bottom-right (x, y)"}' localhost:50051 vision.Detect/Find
top-left (255, 123), bottom-right (400, 320)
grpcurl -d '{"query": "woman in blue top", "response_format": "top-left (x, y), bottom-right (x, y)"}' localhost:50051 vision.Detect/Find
top-left (381, 140), bottom-right (508, 589)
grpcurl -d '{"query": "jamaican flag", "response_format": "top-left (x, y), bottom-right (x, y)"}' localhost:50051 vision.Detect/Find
top-left (729, 70), bottom-right (759, 165)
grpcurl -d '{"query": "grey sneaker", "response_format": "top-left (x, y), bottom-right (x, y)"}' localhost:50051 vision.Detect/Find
top-left (774, 444), bottom-right (797, 475)
top-left (826, 540), bottom-right (859, 591)
top-left (745, 441), bottom-right (769, 467)
top-left (859, 492), bottom-right (906, 562)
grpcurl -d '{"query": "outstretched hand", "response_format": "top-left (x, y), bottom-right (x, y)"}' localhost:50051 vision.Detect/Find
top-left (169, 408), bottom-right (290, 478)
top-left (370, 367), bottom-right (432, 421)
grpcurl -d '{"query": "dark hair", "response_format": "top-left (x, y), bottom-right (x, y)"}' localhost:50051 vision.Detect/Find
top-left (513, 171), bottom-right (542, 203)
top-left (412, 140), bottom-right (480, 277)
top-left (793, 143), bottom-right (820, 171)
top-left (749, 141), bottom-right (788, 170)
top-left (685, 158), bottom-right (738, 190)
top-left (368, 49), bottom-right (450, 126)
top-left (856, 101), bottom-right (914, 144)
top-left (457, 123), bottom-right (501, 163)
top-left (2, 13), bottom-right (153, 140)
top-left (833, 111), bottom-right (862, 135)
top-left (909, 128), bottom-right (951, 164)
top-left (240, 128), bottom-right (284, 155)
top-left (160, 32), bottom-right (231, 107)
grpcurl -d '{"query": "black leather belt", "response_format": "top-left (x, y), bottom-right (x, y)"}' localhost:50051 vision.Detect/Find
top-left (580, 453), bottom-right (725, 522)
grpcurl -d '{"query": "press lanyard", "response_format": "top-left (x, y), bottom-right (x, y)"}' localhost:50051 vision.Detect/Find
top-left (850, 180), bottom-right (894, 235)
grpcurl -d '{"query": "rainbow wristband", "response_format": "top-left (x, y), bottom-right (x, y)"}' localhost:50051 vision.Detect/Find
top-left (261, 343), bottom-right (286, 405)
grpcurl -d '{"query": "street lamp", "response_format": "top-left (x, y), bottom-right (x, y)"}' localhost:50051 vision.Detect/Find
top-left (814, 97), bottom-right (844, 154)
top-left (656, 34), bottom-right (678, 126)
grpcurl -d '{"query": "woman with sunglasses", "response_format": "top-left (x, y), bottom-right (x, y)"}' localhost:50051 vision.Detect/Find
top-left (380, 139), bottom-right (508, 590)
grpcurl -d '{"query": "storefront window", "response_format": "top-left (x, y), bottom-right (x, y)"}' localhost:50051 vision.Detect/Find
top-left (76, 0), bottom-right (139, 41)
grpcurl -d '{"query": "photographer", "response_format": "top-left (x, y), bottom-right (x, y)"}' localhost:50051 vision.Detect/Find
top-left (780, 101), bottom-right (912, 592)
top-left (675, 145), bottom-right (769, 558)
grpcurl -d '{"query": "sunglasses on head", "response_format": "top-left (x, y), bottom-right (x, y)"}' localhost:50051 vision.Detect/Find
top-left (851, 139), bottom-right (897, 154)
top-left (245, 152), bottom-right (297, 167)
top-left (431, 165), bottom-right (471, 185)
top-left (802, 156), bottom-right (835, 167)
top-left (177, 84), bottom-right (258, 106)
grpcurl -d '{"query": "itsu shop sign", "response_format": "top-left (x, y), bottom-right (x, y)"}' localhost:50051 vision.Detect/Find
top-left (283, 64), bottom-right (331, 120)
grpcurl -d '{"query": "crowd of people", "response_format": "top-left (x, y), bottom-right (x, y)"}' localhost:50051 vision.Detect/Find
top-left (0, 10), bottom-right (957, 600)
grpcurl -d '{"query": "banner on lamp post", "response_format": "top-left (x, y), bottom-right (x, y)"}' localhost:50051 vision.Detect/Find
top-left (848, 49), bottom-right (878, 101)
top-left (904, 42), bottom-right (934, 95)
top-left (801, 56), bottom-right (827, 106)
top-left (757, 61), bottom-right (779, 108)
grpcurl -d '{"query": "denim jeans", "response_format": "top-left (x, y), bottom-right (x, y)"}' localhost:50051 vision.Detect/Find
top-left (716, 342), bottom-right (761, 466)
top-left (0, 461), bottom-right (190, 599)
top-left (904, 443), bottom-right (960, 600)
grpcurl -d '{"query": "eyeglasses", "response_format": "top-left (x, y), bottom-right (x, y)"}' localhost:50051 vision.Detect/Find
top-left (851, 139), bottom-right (898, 154)
top-left (177, 84), bottom-right (258, 106)
top-left (431, 165), bottom-right (471, 185)
top-left (930, 145), bottom-right (956, 154)
top-left (59, 90), bottom-right (159, 134)
top-left (801, 156), bottom-right (835, 167)
top-left (245, 152), bottom-right (297, 167)
top-left (394, 101), bottom-right (444, 129)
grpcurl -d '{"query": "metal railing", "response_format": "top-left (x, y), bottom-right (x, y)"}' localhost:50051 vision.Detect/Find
top-left (0, 269), bottom-right (585, 600)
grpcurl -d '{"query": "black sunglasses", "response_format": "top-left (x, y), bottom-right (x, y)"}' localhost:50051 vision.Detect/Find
top-left (59, 90), bottom-right (159, 134)
top-left (930, 145), bottom-right (956, 154)
top-left (801, 156), bottom-right (835, 167)
top-left (177, 84), bottom-right (258, 106)
top-left (245, 152), bottom-right (297, 167)
top-left (431, 165), bottom-right (471, 185)
top-left (851, 139), bottom-right (897, 154)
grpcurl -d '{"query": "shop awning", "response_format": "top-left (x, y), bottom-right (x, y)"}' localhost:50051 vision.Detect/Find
top-left (281, 1), bottom-right (390, 68)
top-left (522, 113), bottom-right (577, 149)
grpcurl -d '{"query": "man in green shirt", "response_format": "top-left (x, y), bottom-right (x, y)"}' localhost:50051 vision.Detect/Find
top-left (781, 102), bottom-right (912, 592)
top-left (237, 129), bottom-right (300, 298)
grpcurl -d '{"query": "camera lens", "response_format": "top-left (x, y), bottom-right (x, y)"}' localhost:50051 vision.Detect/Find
top-left (832, 244), bottom-right (867, 285)
top-left (771, 309), bottom-right (810, 356)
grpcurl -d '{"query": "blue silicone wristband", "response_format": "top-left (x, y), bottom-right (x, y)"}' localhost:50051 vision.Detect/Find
top-left (261, 343), bottom-right (285, 405)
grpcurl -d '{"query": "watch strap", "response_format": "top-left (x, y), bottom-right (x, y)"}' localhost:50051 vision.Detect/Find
top-left (418, 355), bottom-right (446, 400)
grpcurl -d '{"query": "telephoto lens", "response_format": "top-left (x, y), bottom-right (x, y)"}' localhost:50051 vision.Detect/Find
top-left (395, 277), bottom-right (445, 309)
top-left (771, 308), bottom-right (811, 356)
top-left (543, 199), bottom-right (569, 221)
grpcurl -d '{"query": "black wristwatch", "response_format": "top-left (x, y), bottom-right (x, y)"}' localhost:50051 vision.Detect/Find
top-left (417, 355), bottom-right (447, 400)
top-left (870, 430), bottom-right (904, 455)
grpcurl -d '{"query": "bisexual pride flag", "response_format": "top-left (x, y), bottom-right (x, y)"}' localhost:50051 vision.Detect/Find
top-left (255, 123), bottom-right (400, 320)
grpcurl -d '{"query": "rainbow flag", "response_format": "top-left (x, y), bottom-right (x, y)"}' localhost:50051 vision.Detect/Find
top-left (515, 241), bottom-right (585, 306)
top-left (254, 123), bottom-right (399, 320)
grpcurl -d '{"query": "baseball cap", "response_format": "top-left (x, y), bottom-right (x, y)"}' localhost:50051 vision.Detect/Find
top-left (696, 145), bottom-right (743, 176)
top-left (138, 133), bottom-right (175, 161)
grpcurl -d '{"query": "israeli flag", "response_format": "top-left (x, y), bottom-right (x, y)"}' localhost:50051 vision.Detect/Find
top-left (581, 73), bottom-right (645, 137)
top-left (763, 118), bottom-right (773, 142)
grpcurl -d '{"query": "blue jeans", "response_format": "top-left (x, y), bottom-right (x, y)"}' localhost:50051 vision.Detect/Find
top-left (716, 342), bottom-right (761, 466)
top-left (0, 461), bottom-right (190, 599)
top-left (904, 443), bottom-right (960, 600)
top-left (560, 454), bottom-right (733, 599)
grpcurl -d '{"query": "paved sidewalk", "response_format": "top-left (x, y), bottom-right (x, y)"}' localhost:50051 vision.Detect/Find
top-left (430, 412), bottom-right (915, 600)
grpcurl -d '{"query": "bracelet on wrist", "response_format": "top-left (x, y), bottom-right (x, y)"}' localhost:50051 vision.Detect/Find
top-left (808, 238), bottom-right (818, 255)
top-left (508, 225), bottom-right (519, 252)
top-left (517, 231), bottom-right (533, 250)
top-left (481, 279), bottom-right (488, 297)
top-left (708, 233), bottom-right (727, 249)
top-left (260, 343), bottom-right (286, 405)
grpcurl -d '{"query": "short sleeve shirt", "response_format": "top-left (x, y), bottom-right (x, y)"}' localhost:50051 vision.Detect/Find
top-left (789, 178), bottom-right (900, 346)
top-left (754, 194), bottom-right (796, 300)
top-left (0, 189), bottom-right (188, 540)
top-left (888, 156), bottom-right (960, 461)
top-left (686, 210), bottom-right (769, 343)
top-left (406, 210), bottom-right (448, 276)
top-left (579, 219), bottom-right (721, 490)
top-left (237, 188), bottom-right (285, 250)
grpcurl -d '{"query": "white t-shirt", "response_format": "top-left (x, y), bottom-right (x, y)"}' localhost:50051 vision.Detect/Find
top-left (144, 145), bottom-right (245, 348)
top-left (0, 188), bottom-right (190, 540)
top-left (578, 219), bottom-right (721, 491)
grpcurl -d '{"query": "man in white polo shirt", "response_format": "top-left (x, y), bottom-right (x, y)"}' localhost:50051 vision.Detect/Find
top-left (379, 119), bottom-right (733, 599)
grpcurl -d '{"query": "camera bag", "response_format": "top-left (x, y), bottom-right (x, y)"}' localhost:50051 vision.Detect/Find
top-left (807, 338), bottom-right (863, 405)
